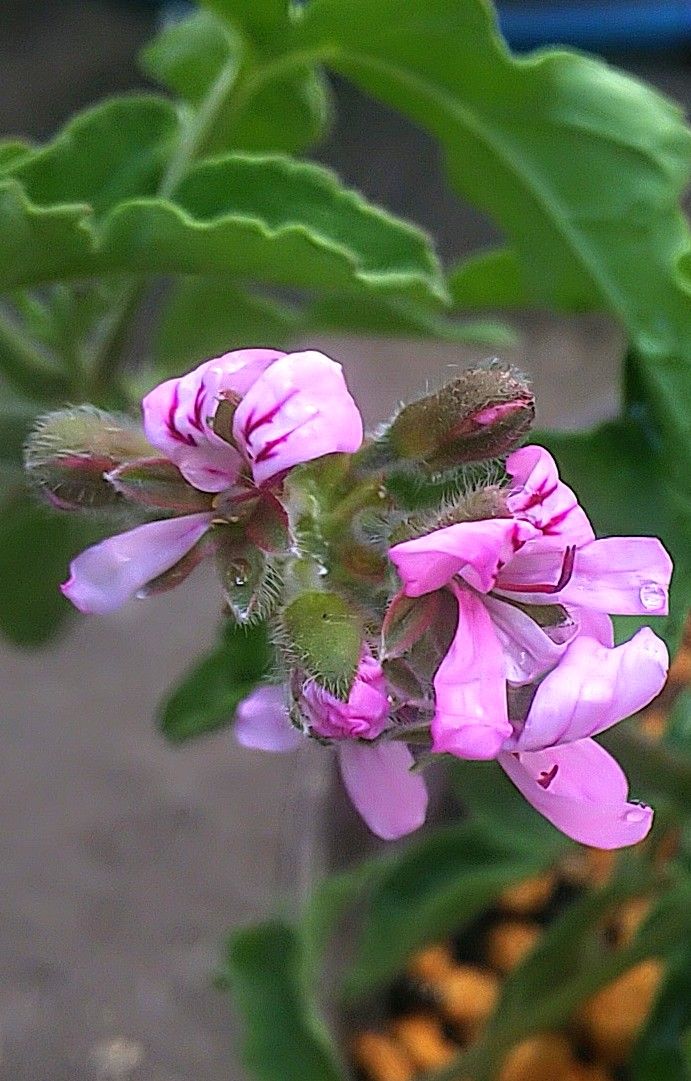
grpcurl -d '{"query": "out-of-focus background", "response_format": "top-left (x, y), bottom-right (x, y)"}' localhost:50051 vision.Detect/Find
top-left (1, 3), bottom-right (689, 1078)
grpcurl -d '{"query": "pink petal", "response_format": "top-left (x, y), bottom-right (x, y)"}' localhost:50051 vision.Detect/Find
top-left (498, 537), bottom-right (672, 615)
top-left (431, 583), bottom-right (512, 759)
top-left (483, 595), bottom-right (570, 685)
top-left (506, 445), bottom-right (594, 547)
top-left (61, 512), bottom-right (213, 614)
top-left (499, 739), bottom-right (653, 848)
top-left (233, 350), bottom-right (363, 486)
top-left (338, 740), bottom-right (428, 840)
top-left (572, 606), bottom-right (614, 647)
top-left (510, 629), bottom-right (669, 751)
top-left (389, 518), bottom-right (539, 598)
top-left (235, 685), bottom-right (304, 752)
top-left (142, 349), bottom-right (283, 492)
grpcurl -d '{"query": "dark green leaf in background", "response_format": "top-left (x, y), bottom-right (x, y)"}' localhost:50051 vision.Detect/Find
top-left (154, 277), bottom-right (301, 374)
top-left (631, 950), bottom-right (691, 1081)
top-left (0, 495), bottom-right (108, 646)
top-left (158, 618), bottom-right (271, 742)
top-left (345, 810), bottom-right (566, 997)
top-left (541, 420), bottom-right (690, 652)
top-left (224, 921), bottom-right (346, 1081)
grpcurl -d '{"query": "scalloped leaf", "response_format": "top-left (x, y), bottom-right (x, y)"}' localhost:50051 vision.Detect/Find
top-left (0, 155), bottom-right (446, 303)
top-left (6, 96), bottom-right (179, 215)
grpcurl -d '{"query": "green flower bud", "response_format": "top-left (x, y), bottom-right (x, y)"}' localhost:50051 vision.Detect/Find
top-left (279, 590), bottom-right (363, 698)
top-left (25, 406), bottom-right (153, 511)
top-left (378, 367), bottom-right (534, 469)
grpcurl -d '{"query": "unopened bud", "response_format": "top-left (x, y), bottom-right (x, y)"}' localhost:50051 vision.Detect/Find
top-left (214, 523), bottom-right (281, 625)
top-left (382, 368), bottom-right (534, 469)
top-left (280, 590), bottom-right (363, 698)
top-left (106, 458), bottom-right (212, 513)
top-left (25, 406), bottom-right (153, 510)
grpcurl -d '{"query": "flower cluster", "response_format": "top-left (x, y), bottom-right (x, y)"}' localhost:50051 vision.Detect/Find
top-left (28, 348), bottom-right (672, 846)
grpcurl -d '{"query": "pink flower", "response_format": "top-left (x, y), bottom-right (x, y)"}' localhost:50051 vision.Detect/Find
top-left (61, 512), bottom-right (213, 615)
top-left (141, 348), bottom-right (363, 492)
top-left (499, 741), bottom-right (653, 849)
top-left (389, 445), bottom-right (672, 760)
top-left (235, 660), bottom-right (428, 841)
top-left (61, 348), bottom-right (363, 614)
top-left (495, 628), bottom-right (667, 847)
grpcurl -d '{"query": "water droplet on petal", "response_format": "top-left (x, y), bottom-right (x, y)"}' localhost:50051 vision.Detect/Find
top-left (623, 806), bottom-right (649, 823)
top-left (639, 582), bottom-right (666, 611)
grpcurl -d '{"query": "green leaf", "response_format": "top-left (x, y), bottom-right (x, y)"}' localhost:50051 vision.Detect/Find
top-left (296, 0), bottom-right (691, 522)
top-left (308, 291), bottom-right (518, 345)
top-left (298, 0), bottom-right (691, 345)
top-left (631, 950), bottom-right (691, 1081)
top-left (158, 619), bottom-right (271, 742)
top-left (0, 155), bottom-right (446, 304)
top-left (154, 277), bottom-right (300, 373)
top-left (449, 247), bottom-right (530, 309)
top-left (473, 876), bottom-right (690, 1076)
top-left (143, 9), bottom-right (330, 154)
top-left (0, 494), bottom-right (107, 646)
top-left (541, 420), bottom-right (690, 652)
top-left (0, 139), bottom-right (34, 172)
top-left (5, 96), bottom-right (179, 215)
top-left (223, 921), bottom-right (345, 1081)
top-left (141, 10), bottom-right (241, 108)
top-left (346, 806), bottom-right (564, 997)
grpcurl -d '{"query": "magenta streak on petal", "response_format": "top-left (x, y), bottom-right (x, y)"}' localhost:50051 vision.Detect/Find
top-left (499, 545), bottom-right (576, 595)
top-left (166, 382), bottom-right (197, 446)
top-left (251, 420), bottom-right (314, 465)
top-left (537, 764), bottom-right (559, 789)
top-left (518, 478), bottom-right (558, 513)
top-left (189, 381), bottom-right (206, 433)
top-left (242, 389), bottom-right (300, 442)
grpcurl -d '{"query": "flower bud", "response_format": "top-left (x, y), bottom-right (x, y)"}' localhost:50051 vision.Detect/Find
top-left (300, 652), bottom-right (389, 740)
top-left (279, 590), bottom-right (363, 697)
top-left (25, 406), bottom-right (154, 510)
top-left (380, 367), bottom-right (534, 469)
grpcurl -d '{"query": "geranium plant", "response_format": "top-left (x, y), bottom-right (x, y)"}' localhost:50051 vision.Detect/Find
top-left (3, 1), bottom-right (690, 1079)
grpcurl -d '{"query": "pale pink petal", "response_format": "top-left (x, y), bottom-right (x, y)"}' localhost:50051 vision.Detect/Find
top-left (233, 350), bottom-right (363, 486)
top-left (572, 606), bottom-right (614, 647)
top-left (498, 537), bottom-right (672, 615)
top-left (235, 685), bottom-right (304, 752)
top-left (432, 583), bottom-right (512, 759)
top-left (510, 629), bottom-right (668, 752)
top-left (506, 445), bottom-right (594, 547)
top-left (338, 740), bottom-right (428, 840)
top-left (483, 595), bottom-right (570, 684)
top-left (61, 512), bottom-right (213, 614)
top-left (142, 349), bottom-right (283, 492)
top-left (499, 739), bottom-right (653, 848)
top-left (389, 518), bottom-right (539, 598)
